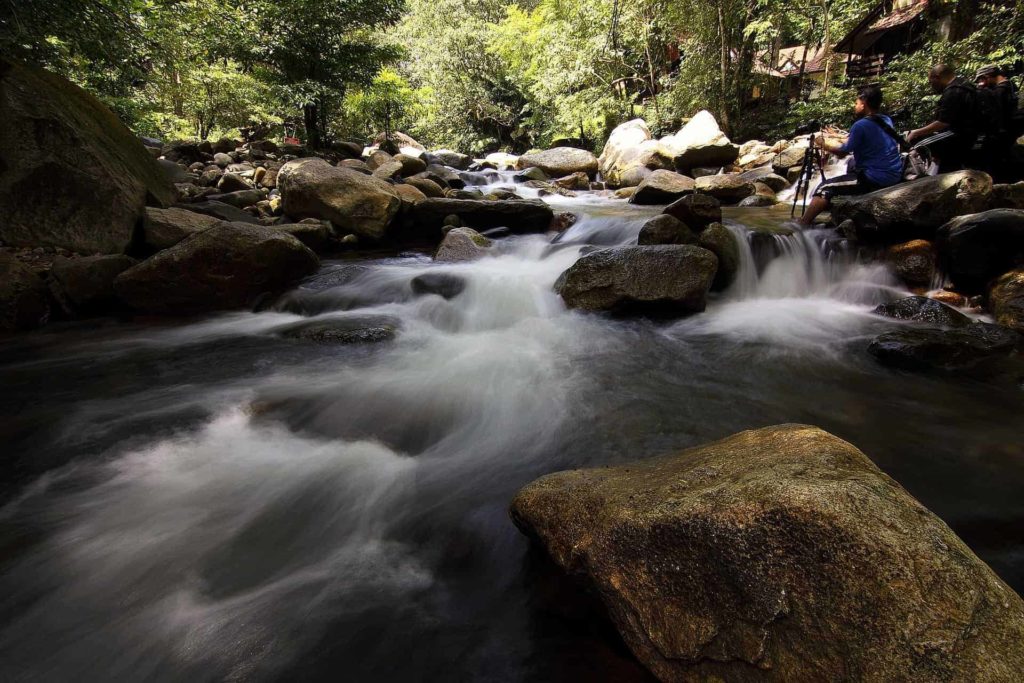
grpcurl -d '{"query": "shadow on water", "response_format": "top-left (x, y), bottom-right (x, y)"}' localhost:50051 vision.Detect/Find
top-left (1, 195), bottom-right (1022, 681)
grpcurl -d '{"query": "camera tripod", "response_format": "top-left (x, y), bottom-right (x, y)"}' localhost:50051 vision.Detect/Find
top-left (790, 133), bottom-right (828, 219)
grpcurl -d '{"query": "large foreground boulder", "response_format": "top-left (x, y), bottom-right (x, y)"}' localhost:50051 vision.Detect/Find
top-left (49, 254), bottom-right (136, 315)
top-left (868, 323), bottom-right (1020, 371)
top-left (278, 157), bottom-right (400, 240)
top-left (598, 119), bottom-right (675, 188)
top-left (935, 209), bottom-right (1024, 292)
top-left (517, 147), bottom-right (599, 178)
top-left (0, 57), bottom-right (175, 253)
top-left (831, 171), bottom-right (992, 243)
top-left (0, 253), bottom-right (49, 330)
top-left (409, 198), bottom-right (553, 234)
top-left (511, 424), bottom-right (1024, 682)
top-left (629, 170), bottom-right (695, 205)
top-left (554, 245), bottom-right (717, 314)
top-left (141, 206), bottom-right (223, 252)
top-left (114, 223), bottom-right (319, 314)
top-left (661, 110), bottom-right (740, 172)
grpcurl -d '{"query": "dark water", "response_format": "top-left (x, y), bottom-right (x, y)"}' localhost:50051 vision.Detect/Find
top-left (1, 198), bottom-right (1022, 681)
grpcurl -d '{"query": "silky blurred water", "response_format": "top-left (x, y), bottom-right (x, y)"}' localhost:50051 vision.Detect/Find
top-left (1, 194), bottom-right (1022, 682)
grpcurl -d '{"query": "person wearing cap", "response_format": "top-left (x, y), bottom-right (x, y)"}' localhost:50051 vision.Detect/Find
top-left (976, 65), bottom-right (1020, 181)
top-left (907, 65), bottom-right (978, 173)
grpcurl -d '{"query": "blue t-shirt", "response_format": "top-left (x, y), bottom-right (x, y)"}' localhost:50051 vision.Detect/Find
top-left (838, 115), bottom-right (903, 186)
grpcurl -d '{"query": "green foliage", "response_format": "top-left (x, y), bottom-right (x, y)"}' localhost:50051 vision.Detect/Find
top-left (337, 68), bottom-right (423, 141)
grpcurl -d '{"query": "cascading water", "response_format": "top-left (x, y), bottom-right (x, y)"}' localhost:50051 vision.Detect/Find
top-left (2, 178), bottom-right (1023, 682)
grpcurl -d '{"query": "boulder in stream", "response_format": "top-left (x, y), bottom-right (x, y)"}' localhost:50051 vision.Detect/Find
top-left (278, 157), bottom-right (401, 240)
top-left (697, 222), bottom-right (740, 291)
top-left (0, 57), bottom-right (175, 254)
top-left (661, 110), bottom-right (740, 172)
top-left (410, 198), bottom-right (554, 235)
top-left (49, 254), bottom-right (136, 315)
top-left (434, 227), bottom-right (492, 262)
top-left (278, 315), bottom-right (399, 344)
top-left (411, 272), bottom-right (467, 299)
top-left (141, 206), bottom-right (224, 252)
top-left (662, 194), bottom-right (722, 232)
top-left (694, 174), bottom-right (756, 204)
top-left (872, 295), bottom-right (970, 327)
top-left (114, 223), bottom-right (319, 314)
top-left (554, 244), bottom-right (717, 314)
top-left (935, 209), bottom-right (1024, 292)
top-left (517, 147), bottom-right (599, 178)
top-left (868, 323), bottom-right (1020, 371)
top-left (510, 424), bottom-right (1024, 682)
top-left (0, 253), bottom-right (50, 330)
top-left (637, 215), bottom-right (696, 246)
top-left (629, 170), bottom-right (695, 205)
top-left (885, 239), bottom-right (936, 287)
top-left (597, 119), bottom-right (675, 188)
top-left (831, 171), bottom-right (992, 243)
top-left (989, 269), bottom-right (1024, 332)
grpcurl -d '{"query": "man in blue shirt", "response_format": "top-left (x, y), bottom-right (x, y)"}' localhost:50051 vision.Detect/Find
top-left (798, 85), bottom-right (904, 226)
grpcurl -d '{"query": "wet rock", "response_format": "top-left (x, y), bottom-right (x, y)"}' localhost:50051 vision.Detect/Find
top-left (217, 172), bottom-right (250, 193)
top-left (697, 222), bottom-right (739, 290)
top-left (274, 222), bottom-right (333, 252)
top-left (208, 189), bottom-right (262, 209)
top-left (885, 239), bottom-right (936, 286)
top-left (868, 323), bottom-right (1020, 371)
top-left (928, 289), bottom-right (967, 307)
top-left (410, 199), bottom-right (553, 234)
top-left (278, 316), bottom-right (399, 344)
top-left (872, 295), bottom-right (970, 327)
top-left (771, 145), bottom-right (808, 177)
top-left (404, 176), bottom-right (445, 198)
top-left (636, 214), bottom-right (696, 246)
top-left (694, 174), bottom-right (755, 204)
top-left (394, 153), bottom-right (427, 176)
top-left (432, 150), bottom-right (472, 171)
top-left (738, 168), bottom-right (789, 192)
top-left (0, 253), bottom-right (50, 330)
top-left (394, 183), bottom-right (428, 207)
top-left (989, 269), bottom-right (1024, 332)
top-left (177, 200), bottom-right (260, 224)
top-left (629, 170), bottom-right (695, 205)
top-left (372, 160), bottom-right (405, 180)
top-left (521, 180), bottom-right (576, 198)
top-left (517, 147), bottom-right (599, 178)
top-left (514, 166), bottom-right (549, 183)
top-left (49, 254), bottom-right (136, 315)
top-left (410, 272), bottom-right (466, 299)
top-left (598, 119), bottom-right (675, 188)
top-left (213, 152), bottom-right (233, 168)
top-left (554, 245), bottom-right (717, 314)
top-left (551, 212), bottom-right (578, 233)
top-left (935, 209), bottom-right (1024, 292)
top-left (141, 206), bottom-right (223, 252)
top-left (434, 227), bottom-right (492, 262)
top-left (424, 164), bottom-right (465, 189)
top-left (663, 194), bottom-right (722, 232)
top-left (831, 171), bottom-right (993, 243)
top-left (661, 110), bottom-right (740, 172)
top-left (738, 195), bottom-right (775, 207)
top-left (0, 56), bottom-right (175, 254)
top-left (613, 187), bottom-right (637, 200)
top-left (114, 223), bottom-right (319, 314)
top-left (510, 424), bottom-right (1024, 683)
top-left (989, 181), bottom-right (1024, 210)
top-left (278, 157), bottom-right (400, 240)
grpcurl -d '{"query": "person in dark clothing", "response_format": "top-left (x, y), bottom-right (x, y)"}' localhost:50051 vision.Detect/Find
top-left (907, 65), bottom-right (978, 174)
top-left (975, 64), bottom-right (1020, 180)
top-left (799, 86), bottom-right (903, 226)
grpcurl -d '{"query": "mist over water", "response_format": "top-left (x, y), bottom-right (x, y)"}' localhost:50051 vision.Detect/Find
top-left (2, 191), bottom-right (1023, 681)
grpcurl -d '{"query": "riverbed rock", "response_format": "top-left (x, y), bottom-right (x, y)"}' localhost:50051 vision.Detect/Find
top-left (410, 272), bottom-right (467, 299)
top-left (663, 194), bottom-right (722, 232)
top-left (554, 245), bottom-right (717, 314)
top-left (553, 172), bottom-right (590, 191)
top-left (886, 239), bottom-right (936, 287)
top-left (934, 209), bottom-right (1024, 292)
top-left (637, 215), bottom-right (696, 246)
top-left (517, 147), bottom-right (599, 178)
top-left (510, 424), bottom-right (1024, 682)
top-left (598, 119), bottom-right (675, 188)
top-left (989, 181), bottom-right (1024, 210)
top-left (208, 189), bottom-right (262, 209)
top-left (394, 153), bottom-right (427, 176)
top-left (738, 195), bottom-right (775, 208)
top-left (434, 227), bottom-right (492, 262)
top-left (989, 269), bottom-right (1024, 332)
top-left (403, 176), bottom-right (445, 198)
top-left (278, 157), bottom-right (400, 241)
top-left (114, 223), bottom-right (319, 314)
top-left (661, 110), bottom-right (740, 173)
top-left (629, 170), bottom-right (696, 205)
top-left (432, 149), bottom-right (472, 171)
top-left (424, 164), bottom-right (465, 189)
top-left (831, 171), bottom-right (993, 243)
top-left (868, 323), bottom-right (1020, 371)
top-left (694, 174), bottom-right (755, 204)
top-left (872, 295), bottom-right (970, 327)
top-left (278, 315), bottom-right (398, 344)
top-left (274, 222), bottom-right (333, 252)
top-left (217, 172), bottom-right (251, 193)
top-left (697, 222), bottom-right (740, 290)
top-left (0, 57), bottom-right (175, 254)
top-left (738, 168), bottom-right (789, 193)
top-left (0, 253), bottom-right (50, 330)
top-left (372, 160), bottom-right (405, 180)
top-left (394, 183), bottom-right (428, 208)
top-left (141, 206), bottom-right (223, 252)
top-left (48, 254), bottom-right (136, 315)
top-left (410, 198), bottom-right (553, 235)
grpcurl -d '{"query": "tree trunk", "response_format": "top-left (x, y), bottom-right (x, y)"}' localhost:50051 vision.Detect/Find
top-left (718, 3), bottom-right (731, 132)
top-left (303, 102), bottom-right (321, 149)
top-left (821, 0), bottom-right (833, 93)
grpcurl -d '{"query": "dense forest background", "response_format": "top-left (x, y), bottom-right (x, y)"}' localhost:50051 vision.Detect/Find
top-left (2, 0), bottom-right (1021, 152)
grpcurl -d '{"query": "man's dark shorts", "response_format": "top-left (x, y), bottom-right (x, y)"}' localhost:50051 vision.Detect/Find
top-left (813, 172), bottom-right (882, 201)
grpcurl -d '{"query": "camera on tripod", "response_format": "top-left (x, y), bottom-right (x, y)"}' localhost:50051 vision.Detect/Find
top-left (792, 120), bottom-right (823, 137)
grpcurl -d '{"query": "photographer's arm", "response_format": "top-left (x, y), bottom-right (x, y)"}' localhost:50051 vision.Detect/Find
top-left (907, 120), bottom-right (949, 143)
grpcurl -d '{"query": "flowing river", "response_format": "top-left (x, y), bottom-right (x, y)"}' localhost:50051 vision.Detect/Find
top-left (2, 187), bottom-right (1023, 681)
